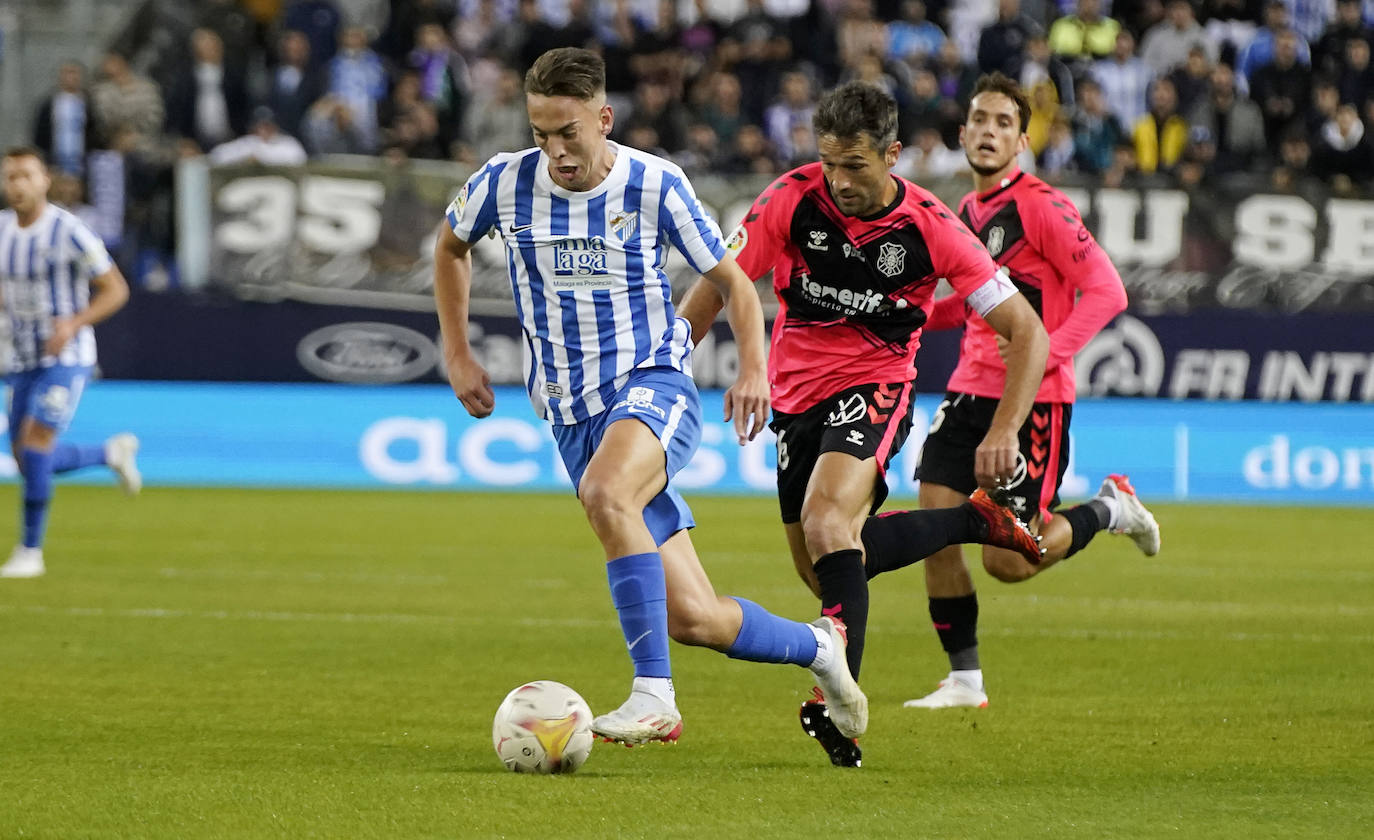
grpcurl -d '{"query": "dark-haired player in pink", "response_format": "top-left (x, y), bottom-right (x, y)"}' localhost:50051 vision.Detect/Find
top-left (872, 73), bottom-right (1161, 711)
top-left (680, 80), bottom-right (1049, 767)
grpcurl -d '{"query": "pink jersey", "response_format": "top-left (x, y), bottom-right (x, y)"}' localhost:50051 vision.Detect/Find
top-left (729, 162), bottom-right (1015, 414)
top-left (928, 169), bottom-right (1128, 404)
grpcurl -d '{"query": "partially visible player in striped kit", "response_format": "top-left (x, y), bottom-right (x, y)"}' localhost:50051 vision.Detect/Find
top-left (0, 147), bottom-right (140, 580)
top-left (433, 48), bottom-right (868, 748)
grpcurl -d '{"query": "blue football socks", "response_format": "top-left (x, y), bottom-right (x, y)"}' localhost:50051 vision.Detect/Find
top-left (20, 448), bottom-right (55, 549)
top-left (606, 552), bottom-right (672, 679)
top-left (51, 442), bottom-right (107, 474)
top-left (726, 597), bottom-right (819, 666)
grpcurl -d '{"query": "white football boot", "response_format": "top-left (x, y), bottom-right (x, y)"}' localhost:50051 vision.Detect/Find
top-left (903, 672), bottom-right (989, 709)
top-left (0, 546), bottom-right (45, 579)
top-left (807, 616), bottom-right (868, 738)
top-left (1098, 474), bottom-right (1160, 556)
top-left (591, 690), bottom-right (682, 746)
top-left (104, 433), bottom-right (142, 496)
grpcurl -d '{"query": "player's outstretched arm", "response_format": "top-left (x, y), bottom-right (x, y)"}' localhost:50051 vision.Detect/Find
top-left (433, 225), bottom-right (494, 418)
top-left (977, 294), bottom-right (1049, 488)
top-left (46, 266), bottom-right (130, 357)
top-left (676, 276), bottom-right (726, 346)
top-left (700, 257), bottom-right (768, 444)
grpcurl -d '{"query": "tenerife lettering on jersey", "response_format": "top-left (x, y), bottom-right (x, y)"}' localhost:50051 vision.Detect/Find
top-left (800, 275), bottom-right (886, 314)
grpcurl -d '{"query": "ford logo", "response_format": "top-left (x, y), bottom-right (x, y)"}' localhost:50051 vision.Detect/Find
top-left (296, 322), bottom-right (439, 384)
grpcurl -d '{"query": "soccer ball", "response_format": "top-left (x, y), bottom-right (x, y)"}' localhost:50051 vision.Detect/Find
top-left (492, 680), bottom-right (595, 774)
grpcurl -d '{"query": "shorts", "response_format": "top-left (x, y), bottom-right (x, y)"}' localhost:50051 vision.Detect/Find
top-left (916, 391), bottom-right (1073, 524)
top-left (552, 367), bottom-right (700, 546)
top-left (769, 381), bottom-right (915, 524)
top-left (7, 364), bottom-right (92, 441)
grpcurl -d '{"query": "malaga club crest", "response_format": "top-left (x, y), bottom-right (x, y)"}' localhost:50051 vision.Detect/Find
top-left (876, 241), bottom-right (906, 277)
top-left (610, 211), bottom-right (639, 242)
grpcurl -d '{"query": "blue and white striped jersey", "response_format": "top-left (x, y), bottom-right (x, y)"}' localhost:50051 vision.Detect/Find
top-left (0, 204), bottom-right (113, 372)
top-left (447, 142), bottom-right (727, 425)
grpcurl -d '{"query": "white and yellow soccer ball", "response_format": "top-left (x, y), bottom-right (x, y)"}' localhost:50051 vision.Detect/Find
top-left (492, 680), bottom-right (594, 774)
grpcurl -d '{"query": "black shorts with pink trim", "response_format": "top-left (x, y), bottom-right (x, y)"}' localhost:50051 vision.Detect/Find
top-left (916, 392), bottom-right (1073, 525)
top-left (769, 381), bottom-right (915, 524)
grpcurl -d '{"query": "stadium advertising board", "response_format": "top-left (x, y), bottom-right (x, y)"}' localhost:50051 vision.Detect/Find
top-left (99, 296), bottom-right (1374, 403)
top-left (28, 383), bottom-right (1374, 505)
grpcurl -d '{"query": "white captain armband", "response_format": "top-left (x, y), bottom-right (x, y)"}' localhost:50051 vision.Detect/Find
top-left (963, 267), bottom-right (1018, 317)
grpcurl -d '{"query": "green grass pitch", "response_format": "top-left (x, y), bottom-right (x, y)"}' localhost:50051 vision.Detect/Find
top-left (1, 486), bottom-right (1371, 839)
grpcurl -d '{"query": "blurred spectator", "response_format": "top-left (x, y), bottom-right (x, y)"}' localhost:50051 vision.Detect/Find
top-left (899, 67), bottom-right (951, 141)
top-left (1287, 0), bottom-right (1338, 44)
top-left (1306, 74), bottom-right (1339, 127)
top-left (1047, 0), bottom-right (1121, 67)
top-left (92, 53), bottom-right (165, 151)
top-left (1132, 76), bottom-right (1189, 173)
top-left (266, 30), bottom-right (326, 141)
top-left (887, 0), bottom-right (947, 66)
top-left (1315, 0), bottom-right (1373, 75)
top-left (1168, 46), bottom-right (1214, 115)
top-left (725, 0), bottom-right (796, 120)
top-left (453, 0), bottom-right (512, 62)
top-left (836, 0), bottom-right (889, 71)
top-left (1203, 0), bottom-right (1261, 66)
top-left (1101, 140), bottom-right (1143, 187)
top-left (1237, 1), bottom-right (1311, 91)
top-left (1250, 28), bottom-right (1313, 152)
top-left (33, 62), bottom-right (97, 176)
top-left (303, 95), bottom-right (372, 154)
top-left (408, 23), bottom-right (469, 152)
top-left (631, 0), bottom-right (689, 91)
top-left (720, 123), bottom-right (776, 173)
top-left (198, 0), bottom-right (256, 78)
top-left (894, 125), bottom-right (969, 180)
top-left (379, 71), bottom-right (444, 159)
top-left (464, 68), bottom-right (530, 162)
top-left (283, 0), bottom-right (343, 70)
top-left (844, 52), bottom-right (903, 99)
top-left (1314, 103), bottom-right (1374, 186)
top-left (1024, 73), bottom-right (1063, 156)
top-left (1072, 77), bottom-right (1126, 172)
top-left (676, 122), bottom-right (723, 173)
top-left (978, 0), bottom-right (1042, 78)
top-left (1020, 33), bottom-right (1075, 112)
top-left (165, 29), bottom-right (250, 152)
top-left (697, 71), bottom-right (748, 147)
top-left (1040, 117), bottom-right (1078, 177)
top-left (933, 39), bottom-right (979, 117)
top-left (327, 26), bottom-right (388, 153)
top-left (1187, 62), bottom-right (1268, 172)
top-left (621, 81), bottom-right (691, 153)
top-left (1140, 0), bottom-right (1216, 76)
top-left (1337, 36), bottom-right (1374, 108)
top-left (48, 172), bottom-right (107, 239)
top-left (764, 71), bottom-right (817, 164)
top-left (1092, 29), bottom-right (1153, 131)
top-left (519, 0), bottom-right (597, 72)
top-left (381, 0), bottom-right (455, 60)
top-left (208, 107), bottom-right (309, 165)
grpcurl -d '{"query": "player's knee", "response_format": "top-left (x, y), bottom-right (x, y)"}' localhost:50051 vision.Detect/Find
top-left (667, 598), bottom-right (731, 649)
top-left (982, 550), bottom-right (1036, 583)
top-left (577, 477), bottom-right (633, 529)
top-left (798, 508), bottom-right (854, 558)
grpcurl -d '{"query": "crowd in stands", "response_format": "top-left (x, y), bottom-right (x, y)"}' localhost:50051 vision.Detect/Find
top-left (26, 0), bottom-right (1374, 273)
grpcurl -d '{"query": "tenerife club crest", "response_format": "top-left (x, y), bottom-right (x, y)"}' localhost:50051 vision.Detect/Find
top-left (986, 225), bottom-right (1005, 257)
top-left (876, 241), bottom-right (906, 277)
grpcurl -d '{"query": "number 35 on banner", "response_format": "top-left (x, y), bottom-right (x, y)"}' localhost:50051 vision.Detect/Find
top-left (215, 175), bottom-right (385, 254)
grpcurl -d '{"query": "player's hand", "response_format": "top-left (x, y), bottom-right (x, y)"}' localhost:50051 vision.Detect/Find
top-left (446, 353), bottom-right (495, 418)
top-left (974, 427), bottom-right (1019, 490)
top-left (723, 363), bottom-right (769, 445)
top-left (44, 317), bottom-right (78, 357)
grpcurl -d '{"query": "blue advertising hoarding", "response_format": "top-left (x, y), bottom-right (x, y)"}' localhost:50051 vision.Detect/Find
top-left (14, 382), bottom-right (1374, 505)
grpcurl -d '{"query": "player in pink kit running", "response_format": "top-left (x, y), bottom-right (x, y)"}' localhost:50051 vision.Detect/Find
top-left (861, 73), bottom-right (1162, 711)
top-left (680, 81), bottom-right (1049, 766)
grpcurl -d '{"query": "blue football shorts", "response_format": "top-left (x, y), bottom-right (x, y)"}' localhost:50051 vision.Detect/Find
top-left (7, 364), bottom-right (92, 441)
top-left (552, 366), bottom-right (701, 546)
